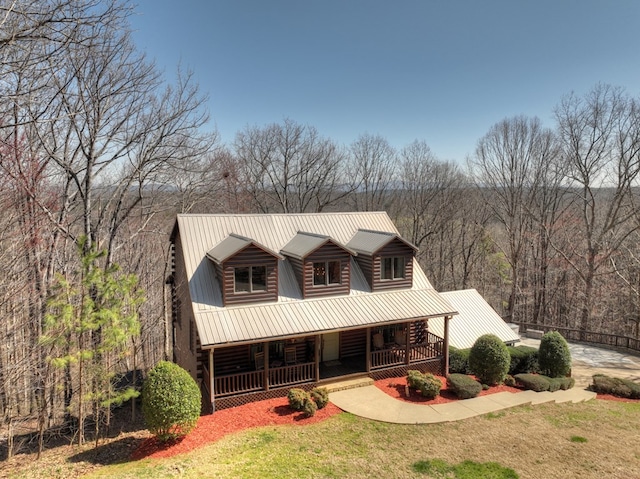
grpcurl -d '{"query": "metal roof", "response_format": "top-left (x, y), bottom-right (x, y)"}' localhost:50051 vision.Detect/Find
top-left (347, 229), bottom-right (418, 255)
top-left (195, 288), bottom-right (458, 346)
top-left (206, 233), bottom-right (283, 264)
top-left (429, 289), bottom-right (520, 349)
top-left (174, 212), bottom-right (451, 347)
top-left (280, 231), bottom-right (356, 260)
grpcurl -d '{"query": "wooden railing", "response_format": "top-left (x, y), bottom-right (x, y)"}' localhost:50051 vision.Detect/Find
top-left (371, 347), bottom-right (406, 370)
top-left (515, 323), bottom-right (640, 353)
top-left (269, 362), bottom-right (315, 388)
top-left (215, 370), bottom-right (264, 397)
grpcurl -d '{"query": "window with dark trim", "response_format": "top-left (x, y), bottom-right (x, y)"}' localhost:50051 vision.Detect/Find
top-left (313, 260), bottom-right (341, 286)
top-left (380, 256), bottom-right (405, 280)
top-left (234, 265), bottom-right (268, 292)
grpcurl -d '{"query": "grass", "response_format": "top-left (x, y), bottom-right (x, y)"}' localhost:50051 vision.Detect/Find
top-left (5, 400), bottom-right (640, 479)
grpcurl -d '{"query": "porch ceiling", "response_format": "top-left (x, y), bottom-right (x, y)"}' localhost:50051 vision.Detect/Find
top-left (195, 287), bottom-right (457, 347)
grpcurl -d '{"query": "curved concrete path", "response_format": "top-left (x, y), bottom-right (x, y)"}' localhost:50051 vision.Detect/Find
top-left (329, 386), bottom-right (596, 424)
top-left (330, 339), bottom-right (640, 424)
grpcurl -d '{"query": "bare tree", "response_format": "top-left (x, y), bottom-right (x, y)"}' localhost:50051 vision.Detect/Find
top-left (470, 116), bottom-right (558, 322)
top-left (348, 133), bottom-right (398, 212)
top-left (554, 84), bottom-right (640, 333)
top-left (234, 118), bottom-right (350, 213)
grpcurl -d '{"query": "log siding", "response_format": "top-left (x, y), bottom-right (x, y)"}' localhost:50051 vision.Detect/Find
top-left (220, 244), bottom-right (278, 306)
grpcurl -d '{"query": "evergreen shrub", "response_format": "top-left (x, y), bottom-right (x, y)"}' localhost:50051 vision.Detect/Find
top-left (514, 373), bottom-right (550, 392)
top-left (507, 345), bottom-right (539, 374)
top-left (538, 331), bottom-right (571, 378)
top-left (469, 334), bottom-right (510, 385)
top-left (449, 347), bottom-right (472, 374)
top-left (141, 361), bottom-right (201, 442)
top-left (310, 387), bottom-right (329, 409)
top-left (407, 370), bottom-right (441, 399)
top-left (446, 374), bottom-right (482, 399)
top-left (589, 374), bottom-right (640, 399)
top-left (287, 388), bottom-right (308, 411)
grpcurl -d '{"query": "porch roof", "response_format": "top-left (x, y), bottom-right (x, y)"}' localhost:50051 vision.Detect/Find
top-left (196, 287), bottom-right (457, 347)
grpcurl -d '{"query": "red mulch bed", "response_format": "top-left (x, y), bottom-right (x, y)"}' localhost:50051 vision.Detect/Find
top-left (131, 397), bottom-right (341, 460)
top-left (132, 375), bottom-right (522, 460)
top-left (596, 393), bottom-right (640, 403)
top-left (374, 375), bottom-right (521, 404)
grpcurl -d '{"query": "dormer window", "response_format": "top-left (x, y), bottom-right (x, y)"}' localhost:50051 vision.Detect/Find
top-left (381, 256), bottom-right (405, 280)
top-left (313, 260), bottom-right (341, 286)
top-left (234, 265), bottom-right (267, 292)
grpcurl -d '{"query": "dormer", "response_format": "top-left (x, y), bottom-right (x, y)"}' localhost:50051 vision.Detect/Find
top-left (280, 232), bottom-right (355, 299)
top-left (347, 229), bottom-right (417, 291)
top-left (206, 233), bottom-right (282, 306)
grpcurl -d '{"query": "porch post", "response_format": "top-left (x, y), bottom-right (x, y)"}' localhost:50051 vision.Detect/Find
top-left (443, 316), bottom-right (451, 375)
top-left (314, 335), bottom-right (321, 382)
top-left (264, 341), bottom-right (270, 391)
top-left (365, 327), bottom-right (371, 372)
top-left (209, 349), bottom-right (215, 412)
top-left (405, 322), bottom-right (411, 365)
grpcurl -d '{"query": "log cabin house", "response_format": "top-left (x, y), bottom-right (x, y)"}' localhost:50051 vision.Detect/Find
top-left (169, 212), bottom-right (460, 411)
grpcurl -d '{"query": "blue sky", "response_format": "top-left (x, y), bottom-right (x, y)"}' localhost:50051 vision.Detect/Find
top-left (130, 1), bottom-right (640, 163)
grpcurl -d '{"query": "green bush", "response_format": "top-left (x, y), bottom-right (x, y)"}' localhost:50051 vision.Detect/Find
top-left (504, 374), bottom-right (516, 387)
top-left (287, 388), bottom-right (308, 411)
top-left (141, 361), bottom-right (201, 442)
top-left (507, 345), bottom-right (539, 374)
top-left (310, 387), bottom-right (329, 409)
top-left (447, 374), bottom-right (482, 399)
top-left (538, 331), bottom-right (572, 378)
top-left (549, 376), bottom-right (575, 391)
top-left (469, 334), bottom-right (510, 385)
top-left (589, 374), bottom-right (640, 399)
top-left (514, 373), bottom-right (550, 392)
top-left (449, 347), bottom-right (471, 374)
top-left (302, 396), bottom-right (317, 417)
top-left (407, 370), bottom-right (441, 399)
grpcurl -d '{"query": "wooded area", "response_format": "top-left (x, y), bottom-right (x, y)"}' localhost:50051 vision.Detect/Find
top-left (2, 0), bottom-right (640, 458)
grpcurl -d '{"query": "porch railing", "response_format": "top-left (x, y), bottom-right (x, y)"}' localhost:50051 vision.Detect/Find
top-left (215, 370), bottom-right (264, 397)
top-left (214, 362), bottom-right (315, 397)
top-left (269, 362), bottom-right (315, 388)
top-left (371, 347), bottom-right (406, 370)
top-left (372, 332), bottom-right (445, 370)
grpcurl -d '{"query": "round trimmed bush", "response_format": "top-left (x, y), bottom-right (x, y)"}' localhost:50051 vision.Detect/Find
top-left (447, 373), bottom-right (482, 399)
top-left (142, 361), bottom-right (201, 442)
top-left (287, 388), bottom-right (308, 411)
top-left (538, 331), bottom-right (571, 378)
top-left (468, 334), bottom-right (510, 386)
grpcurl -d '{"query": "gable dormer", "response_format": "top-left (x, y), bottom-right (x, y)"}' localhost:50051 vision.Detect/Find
top-left (207, 233), bottom-right (282, 306)
top-left (280, 232), bottom-right (355, 299)
top-left (347, 229), bottom-right (417, 292)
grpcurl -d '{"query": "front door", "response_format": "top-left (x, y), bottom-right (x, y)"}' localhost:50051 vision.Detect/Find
top-left (322, 332), bottom-right (340, 362)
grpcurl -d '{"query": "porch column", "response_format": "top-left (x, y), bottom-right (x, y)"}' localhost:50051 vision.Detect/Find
top-left (443, 315), bottom-right (451, 375)
top-left (405, 322), bottom-right (411, 365)
top-left (263, 341), bottom-right (270, 391)
top-left (365, 327), bottom-right (371, 372)
top-left (314, 335), bottom-right (321, 382)
top-left (209, 349), bottom-right (215, 412)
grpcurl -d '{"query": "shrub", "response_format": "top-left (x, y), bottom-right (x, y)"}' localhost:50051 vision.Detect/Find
top-left (449, 347), bottom-right (471, 374)
top-left (514, 373), bottom-right (550, 392)
top-left (407, 370), bottom-right (441, 399)
top-left (287, 388), bottom-right (308, 411)
top-left (504, 374), bottom-right (516, 387)
top-left (589, 374), bottom-right (640, 399)
top-left (538, 331), bottom-right (571, 378)
top-left (507, 345), bottom-right (539, 375)
top-left (302, 396), bottom-right (317, 417)
top-left (447, 374), bottom-right (482, 399)
top-left (310, 387), bottom-right (329, 409)
top-left (141, 361), bottom-right (201, 442)
top-left (549, 377), bottom-right (575, 391)
top-left (468, 334), bottom-right (510, 385)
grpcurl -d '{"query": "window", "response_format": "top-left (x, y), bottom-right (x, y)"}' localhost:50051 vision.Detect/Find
top-left (380, 256), bottom-right (405, 280)
top-left (313, 260), bottom-right (341, 286)
top-left (234, 265), bottom-right (267, 292)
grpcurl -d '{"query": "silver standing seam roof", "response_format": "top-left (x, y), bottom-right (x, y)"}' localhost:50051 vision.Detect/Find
top-left (280, 231), bottom-right (357, 259)
top-left (347, 229), bottom-right (418, 255)
top-left (174, 212), bottom-right (457, 348)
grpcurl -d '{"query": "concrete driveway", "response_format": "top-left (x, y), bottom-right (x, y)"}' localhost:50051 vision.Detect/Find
top-left (519, 337), bottom-right (640, 386)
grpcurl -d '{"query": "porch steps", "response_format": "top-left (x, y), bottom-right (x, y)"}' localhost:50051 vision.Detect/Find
top-left (320, 375), bottom-right (374, 393)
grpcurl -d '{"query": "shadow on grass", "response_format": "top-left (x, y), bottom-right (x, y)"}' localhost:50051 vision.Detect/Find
top-left (68, 435), bottom-right (147, 466)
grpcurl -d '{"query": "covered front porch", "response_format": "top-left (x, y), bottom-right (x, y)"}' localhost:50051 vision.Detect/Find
top-left (205, 318), bottom-right (450, 408)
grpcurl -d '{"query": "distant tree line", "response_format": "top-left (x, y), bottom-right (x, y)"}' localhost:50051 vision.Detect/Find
top-left (2, 0), bottom-right (640, 458)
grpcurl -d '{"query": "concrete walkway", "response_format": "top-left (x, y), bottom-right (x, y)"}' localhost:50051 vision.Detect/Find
top-left (329, 339), bottom-right (640, 424)
top-left (329, 385), bottom-right (596, 424)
